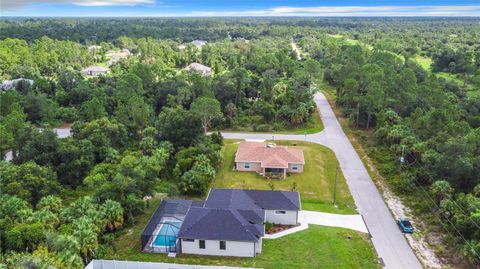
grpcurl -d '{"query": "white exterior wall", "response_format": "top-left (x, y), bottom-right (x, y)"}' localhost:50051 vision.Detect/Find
top-left (180, 239), bottom-right (256, 257)
top-left (255, 237), bottom-right (262, 253)
top-left (265, 210), bottom-right (298, 225)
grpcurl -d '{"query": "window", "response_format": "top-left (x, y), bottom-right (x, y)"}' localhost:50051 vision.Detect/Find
top-left (244, 163), bottom-right (250, 169)
top-left (275, 210), bottom-right (286, 215)
top-left (183, 238), bottom-right (194, 242)
top-left (292, 164), bottom-right (298, 171)
top-left (199, 240), bottom-right (205, 249)
top-left (219, 240), bottom-right (226, 250)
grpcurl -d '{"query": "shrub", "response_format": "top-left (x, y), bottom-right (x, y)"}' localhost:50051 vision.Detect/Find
top-left (210, 131), bottom-right (224, 146)
top-left (272, 122), bottom-right (285, 131)
top-left (254, 124), bottom-right (272, 132)
top-left (265, 221), bottom-right (273, 231)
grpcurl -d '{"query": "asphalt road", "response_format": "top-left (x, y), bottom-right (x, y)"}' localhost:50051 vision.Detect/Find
top-left (221, 92), bottom-right (423, 269)
top-left (4, 128), bottom-right (72, 161)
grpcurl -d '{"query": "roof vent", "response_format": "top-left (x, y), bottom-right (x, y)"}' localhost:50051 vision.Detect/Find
top-left (266, 143), bottom-right (276, 148)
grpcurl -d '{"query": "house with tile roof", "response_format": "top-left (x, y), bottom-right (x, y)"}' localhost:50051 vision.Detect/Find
top-left (141, 188), bottom-right (301, 257)
top-left (234, 141), bottom-right (305, 179)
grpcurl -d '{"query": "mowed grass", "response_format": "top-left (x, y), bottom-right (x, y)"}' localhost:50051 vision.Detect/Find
top-left (106, 195), bottom-right (378, 269)
top-left (212, 140), bottom-right (356, 214)
top-left (105, 139), bottom-right (375, 268)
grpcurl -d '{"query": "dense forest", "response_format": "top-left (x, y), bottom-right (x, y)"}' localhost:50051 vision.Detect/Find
top-left (0, 17), bottom-right (479, 268)
top-left (0, 19), bottom-right (317, 268)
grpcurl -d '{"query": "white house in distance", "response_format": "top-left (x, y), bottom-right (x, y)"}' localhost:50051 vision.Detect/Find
top-left (191, 40), bottom-right (207, 49)
top-left (106, 49), bottom-right (132, 65)
top-left (0, 78), bottom-right (33, 91)
top-left (185, 63), bottom-right (212, 77)
top-left (81, 66), bottom-right (109, 76)
top-left (88, 45), bottom-right (102, 52)
top-left (141, 188), bottom-right (301, 258)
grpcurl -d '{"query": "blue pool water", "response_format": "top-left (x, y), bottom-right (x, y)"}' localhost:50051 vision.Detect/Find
top-left (153, 222), bottom-right (181, 247)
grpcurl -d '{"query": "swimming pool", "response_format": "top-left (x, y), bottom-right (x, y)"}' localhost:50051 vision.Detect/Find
top-left (153, 222), bottom-right (181, 247)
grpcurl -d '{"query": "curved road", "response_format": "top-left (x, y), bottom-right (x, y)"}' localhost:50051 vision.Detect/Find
top-left (221, 92), bottom-right (422, 269)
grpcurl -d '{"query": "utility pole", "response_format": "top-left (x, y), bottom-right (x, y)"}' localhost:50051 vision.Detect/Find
top-left (399, 145), bottom-right (405, 171)
top-left (333, 166), bottom-right (339, 208)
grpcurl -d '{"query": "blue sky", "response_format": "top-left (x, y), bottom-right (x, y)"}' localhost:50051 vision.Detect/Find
top-left (1, 0), bottom-right (479, 17)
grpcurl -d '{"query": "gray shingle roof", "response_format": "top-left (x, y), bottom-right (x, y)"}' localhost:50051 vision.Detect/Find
top-left (147, 189), bottom-right (300, 243)
top-left (178, 207), bottom-right (264, 242)
top-left (205, 189), bottom-right (301, 211)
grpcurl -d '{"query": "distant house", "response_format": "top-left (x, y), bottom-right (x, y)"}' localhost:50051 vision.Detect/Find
top-left (185, 63), bottom-right (212, 77)
top-left (88, 45), bottom-right (102, 52)
top-left (81, 66), bottom-right (109, 76)
top-left (106, 49), bottom-right (132, 65)
top-left (235, 141), bottom-right (305, 179)
top-left (141, 188), bottom-right (301, 257)
top-left (191, 40), bottom-right (207, 49)
top-left (0, 78), bottom-right (33, 91)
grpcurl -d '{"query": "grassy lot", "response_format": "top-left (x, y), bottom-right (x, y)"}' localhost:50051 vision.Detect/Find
top-left (221, 107), bottom-right (324, 135)
top-left (324, 38), bottom-right (478, 97)
top-left (328, 34), bottom-right (373, 50)
top-left (212, 140), bottom-right (356, 214)
top-left (413, 55), bottom-right (478, 96)
top-left (106, 195), bottom-right (378, 269)
top-left (413, 55), bottom-right (433, 71)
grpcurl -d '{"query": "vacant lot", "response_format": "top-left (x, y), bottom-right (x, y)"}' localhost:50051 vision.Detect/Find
top-left (221, 107), bottom-right (324, 135)
top-left (212, 140), bottom-right (356, 214)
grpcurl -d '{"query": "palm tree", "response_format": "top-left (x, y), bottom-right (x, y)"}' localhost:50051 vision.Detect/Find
top-left (30, 210), bottom-right (60, 229)
top-left (101, 200), bottom-right (124, 232)
top-left (73, 218), bottom-right (98, 264)
top-left (36, 195), bottom-right (63, 214)
top-left (431, 180), bottom-right (454, 204)
top-left (0, 195), bottom-right (32, 222)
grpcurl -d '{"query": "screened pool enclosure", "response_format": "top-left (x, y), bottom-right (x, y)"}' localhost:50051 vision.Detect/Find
top-left (141, 199), bottom-right (199, 253)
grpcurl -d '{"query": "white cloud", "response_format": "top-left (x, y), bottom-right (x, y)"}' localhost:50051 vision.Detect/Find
top-left (187, 5), bottom-right (480, 17)
top-left (1, 0), bottom-right (155, 10)
top-left (1, 2), bottom-right (479, 17)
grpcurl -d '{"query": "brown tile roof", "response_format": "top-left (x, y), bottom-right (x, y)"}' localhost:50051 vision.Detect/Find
top-left (235, 142), bottom-right (304, 168)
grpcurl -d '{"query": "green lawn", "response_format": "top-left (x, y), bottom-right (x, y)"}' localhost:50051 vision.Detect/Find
top-left (212, 140), bottom-right (356, 214)
top-left (413, 55), bottom-right (433, 71)
top-left (413, 55), bottom-right (478, 96)
top-left (105, 130), bottom-right (377, 268)
top-left (327, 34), bottom-right (373, 50)
top-left (221, 107), bottom-right (324, 135)
top-left (106, 195), bottom-right (378, 269)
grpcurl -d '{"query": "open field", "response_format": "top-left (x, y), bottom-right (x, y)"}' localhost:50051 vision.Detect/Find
top-left (106, 196), bottom-right (378, 269)
top-left (212, 140), bottom-right (356, 214)
top-left (412, 56), bottom-right (479, 96)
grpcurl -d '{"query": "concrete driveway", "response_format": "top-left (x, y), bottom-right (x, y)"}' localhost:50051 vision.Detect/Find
top-left (299, 210), bottom-right (368, 233)
top-left (220, 92), bottom-right (422, 269)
